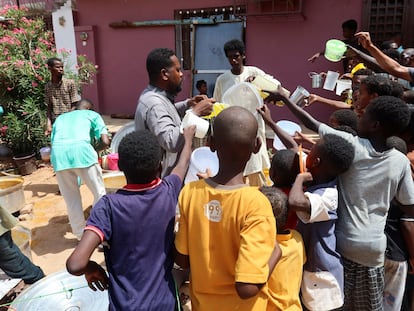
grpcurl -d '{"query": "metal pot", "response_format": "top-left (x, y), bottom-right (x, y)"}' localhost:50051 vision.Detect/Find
top-left (11, 270), bottom-right (109, 310)
top-left (308, 72), bottom-right (323, 88)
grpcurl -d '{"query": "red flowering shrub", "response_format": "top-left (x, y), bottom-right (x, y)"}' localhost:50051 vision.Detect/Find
top-left (0, 6), bottom-right (96, 155)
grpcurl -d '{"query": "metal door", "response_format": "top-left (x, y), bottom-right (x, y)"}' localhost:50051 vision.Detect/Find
top-left (192, 22), bottom-right (244, 98)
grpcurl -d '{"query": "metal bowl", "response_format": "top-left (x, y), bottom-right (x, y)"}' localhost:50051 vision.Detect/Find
top-left (109, 121), bottom-right (135, 153)
top-left (11, 270), bottom-right (109, 310)
top-left (102, 171), bottom-right (126, 194)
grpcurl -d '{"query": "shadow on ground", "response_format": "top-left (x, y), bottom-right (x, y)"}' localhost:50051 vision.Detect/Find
top-left (31, 215), bottom-right (77, 256)
top-left (31, 205), bottom-right (94, 257)
top-left (23, 183), bottom-right (60, 200)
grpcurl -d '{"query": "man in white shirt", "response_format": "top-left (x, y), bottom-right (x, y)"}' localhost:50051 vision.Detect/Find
top-left (213, 39), bottom-right (281, 102)
top-left (213, 39), bottom-right (281, 186)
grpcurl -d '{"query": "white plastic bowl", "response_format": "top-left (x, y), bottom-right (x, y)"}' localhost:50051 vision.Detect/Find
top-left (273, 120), bottom-right (302, 150)
top-left (184, 147), bottom-right (219, 184)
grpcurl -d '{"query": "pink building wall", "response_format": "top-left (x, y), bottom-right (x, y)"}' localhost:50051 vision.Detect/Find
top-left (75, 0), bottom-right (362, 123)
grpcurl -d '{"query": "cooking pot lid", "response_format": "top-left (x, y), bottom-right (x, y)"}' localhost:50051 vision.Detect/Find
top-left (11, 270), bottom-right (109, 310)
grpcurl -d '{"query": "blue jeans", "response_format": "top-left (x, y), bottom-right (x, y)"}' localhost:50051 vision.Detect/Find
top-left (0, 231), bottom-right (44, 284)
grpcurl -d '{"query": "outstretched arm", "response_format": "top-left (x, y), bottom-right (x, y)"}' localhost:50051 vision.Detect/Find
top-left (308, 50), bottom-right (324, 63)
top-left (95, 133), bottom-right (110, 152)
top-left (308, 94), bottom-right (351, 109)
top-left (171, 125), bottom-right (196, 181)
top-left (288, 172), bottom-right (313, 214)
top-left (346, 44), bottom-right (380, 68)
top-left (66, 230), bottom-right (109, 291)
top-left (265, 93), bottom-right (322, 133)
top-left (294, 132), bottom-right (315, 149)
top-left (356, 32), bottom-right (412, 82)
top-left (257, 104), bottom-right (298, 151)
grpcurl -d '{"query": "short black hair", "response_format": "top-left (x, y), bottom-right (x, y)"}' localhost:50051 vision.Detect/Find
top-left (362, 75), bottom-right (392, 96)
top-left (334, 125), bottom-right (357, 136)
top-left (146, 48), bottom-right (175, 83)
top-left (390, 81), bottom-right (404, 99)
top-left (366, 96), bottom-right (411, 137)
top-left (260, 186), bottom-right (288, 230)
top-left (353, 68), bottom-right (374, 76)
top-left (386, 136), bottom-right (408, 154)
top-left (384, 48), bottom-right (400, 62)
top-left (342, 19), bottom-right (358, 32)
top-left (223, 39), bottom-right (245, 57)
top-left (404, 91), bottom-right (414, 104)
top-left (381, 40), bottom-right (396, 50)
top-left (196, 79), bottom-right (207, 89)
top-left (319, 134), bottom-right (355, 174)
top-left (331, 109), bottom-right (358, 131)
top-left (117, 130), bottom-right (162, 183)
top-left (399, 108), bottom-right (414, 146)
top-left (47, 57), bottom-right (62, 67)
top-left (270, 149), bottom-right (300, 187)
top-left (75, 98), bottom-right (93, 110)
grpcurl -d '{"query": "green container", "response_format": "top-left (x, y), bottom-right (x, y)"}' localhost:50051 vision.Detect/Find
top-left (324, 39), bottom-right (347, 62)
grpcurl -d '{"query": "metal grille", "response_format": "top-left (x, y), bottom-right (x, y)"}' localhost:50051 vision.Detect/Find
top-left (233, 0), bottom-right (303, 16)
top-left (367, 0), bottom-right (405, 43)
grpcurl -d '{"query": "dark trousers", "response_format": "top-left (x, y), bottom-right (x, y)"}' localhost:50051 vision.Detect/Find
top-left (0, 231), bottom-right (44, 284)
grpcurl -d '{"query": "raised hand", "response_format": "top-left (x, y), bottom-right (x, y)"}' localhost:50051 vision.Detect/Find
top-left (308, 52), bottom-right (321, 63)
top-left (355, 32), bottom-right (374, 50)
top-left (256, 104), bottom-right (274, 126)
top-left (182, 124), bottom-right (196, 142)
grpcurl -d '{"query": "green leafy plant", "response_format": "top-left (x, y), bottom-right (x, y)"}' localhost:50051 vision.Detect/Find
top-left (2, 97), bottom-right (49, 156)
top-left (0, 5), bottom-right (97, 156)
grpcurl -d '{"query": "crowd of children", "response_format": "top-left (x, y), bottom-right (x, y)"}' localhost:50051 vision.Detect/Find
top-left (62, 28), bottom-right (414, 311)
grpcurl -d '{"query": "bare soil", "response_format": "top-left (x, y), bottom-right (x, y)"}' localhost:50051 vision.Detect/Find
top-left (19, 164), bottom-right (104, 276)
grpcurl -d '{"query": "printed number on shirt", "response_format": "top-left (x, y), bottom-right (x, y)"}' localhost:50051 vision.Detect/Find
top-left (204, 200), bottom-right (223, 222)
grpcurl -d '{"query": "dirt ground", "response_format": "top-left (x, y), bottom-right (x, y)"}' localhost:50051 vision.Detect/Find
top-left (18, 163), bottom-right (105, 276)
top-left (16, 116), bottom-right (132, 276)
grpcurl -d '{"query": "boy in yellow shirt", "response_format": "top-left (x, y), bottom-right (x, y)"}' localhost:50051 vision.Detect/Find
top-left (175, 106), bottom-right (281, 311)
top-left (260, 186), bottom-right (306, 311)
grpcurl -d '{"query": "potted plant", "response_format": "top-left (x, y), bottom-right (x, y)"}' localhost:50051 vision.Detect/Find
top-left (0, 6), bottom-right (97, 172)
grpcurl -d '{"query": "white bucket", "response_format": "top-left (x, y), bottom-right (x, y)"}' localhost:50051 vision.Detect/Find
top-left (251, 75), bottom-right (281, 98)
top-left (180, 111), bottom-right (210, 139)
top-left (222, 82), bottom-right (263, 114)
top-left (273, 120), bottom-right (302, 150)
top-left (323, 71), bottom-right (340, 91)
top-left (39, 146), bottom-right (51, 162)
top-left (184, 147), bottom-right (219, 184)
top-left (335, 79), bottom-right (352, 95)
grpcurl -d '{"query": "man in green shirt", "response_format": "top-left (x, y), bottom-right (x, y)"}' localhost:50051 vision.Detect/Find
top-left (51, 99), bottom-right (109, 240)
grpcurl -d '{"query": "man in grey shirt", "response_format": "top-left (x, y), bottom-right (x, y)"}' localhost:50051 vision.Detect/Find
top-left (135, 48), bottom-right (213, 177)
